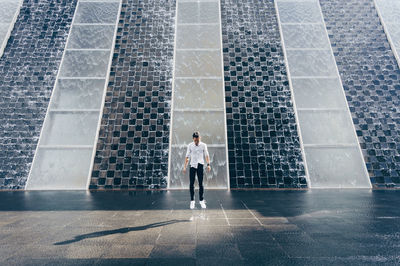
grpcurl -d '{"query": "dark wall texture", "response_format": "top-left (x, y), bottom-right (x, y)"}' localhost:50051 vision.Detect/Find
top-left (0, 0), bottom-right (77, 189)
top-left (320, 0), bottom-right (400, 188)
top-left (220, 0), bottom-right (307, 188)
top-left (89, 0), bottom-right (176, 189)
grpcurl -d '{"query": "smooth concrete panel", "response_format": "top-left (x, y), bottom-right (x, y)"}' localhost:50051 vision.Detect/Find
top-left (27, 148), bottom-right (93, 190)
top-left (74, 2), bottom-right (120, 24)
top-left (304, 146), bottom-right (370, 188)
top-left (291, 78), bottom-right (347, 109)
top-left (173, 79), bottom-right (224, 110)
top-left (59, 50), bottom-right (110, 78)
top-left (175, 50), bottom-right (222, 77)
top-left (297, 110), bottom-right (356, 145)
top-left (67, 25), bottom-right (115, 49)
top-left (40, 111), bottom-right (99, 146)
top-left (171, 111), bottom-right (226, 145)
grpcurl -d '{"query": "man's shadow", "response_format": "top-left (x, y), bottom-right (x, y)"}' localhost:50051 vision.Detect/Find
top-left (54, 219), bottom-right (189, 245)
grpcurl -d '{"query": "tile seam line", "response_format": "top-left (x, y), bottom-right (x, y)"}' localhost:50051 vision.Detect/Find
top-left (0, 0), bottom-right (23, 58)
top-left (49, 109), bottom-right (100, 112)
top-left (175, 76), bottom-right (223, 79)
top-left (167, 0), bottom-right (179, 189)
top-left (25, 0), bottom-right (82, 190)
top-left (317, 0), bottom-right (371, 187)
top-left (73, 23), bottom-right (115, 26)
top-left (220, 202), bottom-right (230, 226)
top-left (373, 0), bottom-right (400, 69)
top-left (274, 0), bottom-right (311, 187)
top-left (241, 201), bottom-right (262, 226)
top-left (39, 145), bottom-right (93, 149)
top-left (86, 0), bottom-right (123, 190)
top-left (66, 48), bottom-right (111, 51)
top-left (178, 23), bottom-right (219, 25)
top-left (58, 77), bottom-right (106, 79)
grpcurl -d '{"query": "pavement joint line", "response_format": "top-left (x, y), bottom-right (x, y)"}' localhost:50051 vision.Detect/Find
top-left (241, 201), bottom-right (262, 226)
top-left (219, 202), bottom-right (230, 226)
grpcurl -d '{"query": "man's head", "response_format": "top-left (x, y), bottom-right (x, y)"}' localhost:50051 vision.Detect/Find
top-left (192, 131), bottom-right (200, 145)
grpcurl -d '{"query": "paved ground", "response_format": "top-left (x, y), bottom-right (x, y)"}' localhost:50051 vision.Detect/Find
top-left (1, 189), bottom-right (400, 265)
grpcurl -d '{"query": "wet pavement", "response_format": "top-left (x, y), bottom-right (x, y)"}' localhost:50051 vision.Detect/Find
top-left (0, 189), bottom-right (400, 265)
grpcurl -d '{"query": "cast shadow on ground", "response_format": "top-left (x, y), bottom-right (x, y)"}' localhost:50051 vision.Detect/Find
top-left (53, 219), bottom-right (189, 246)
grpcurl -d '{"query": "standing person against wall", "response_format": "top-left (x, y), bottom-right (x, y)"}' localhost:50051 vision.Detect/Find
top-left (183, 131), bottom-right (211, 209)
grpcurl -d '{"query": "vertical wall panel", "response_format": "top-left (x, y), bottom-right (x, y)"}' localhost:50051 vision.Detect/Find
top-left (25, 0), bottom-right (122, 190)
top-left (168, 0), bottom-right (229, 189)
top-left (275, 0), bottom-right (371, 188)
top-left (89, 0), bottom-right (176, 189)
top-left (221, 0), bottom-right (307, 188)
top-left (0, 0), bottom-right (78, 189)
top-left (320, 0), bottom-right (400, 188)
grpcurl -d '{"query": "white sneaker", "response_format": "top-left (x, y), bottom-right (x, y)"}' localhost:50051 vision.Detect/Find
top-left (190, 200), bottom-right (195, 209)
top-left (199, 200), bottom-right (206, 209)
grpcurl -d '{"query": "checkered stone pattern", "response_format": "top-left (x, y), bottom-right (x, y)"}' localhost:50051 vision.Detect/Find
top-left (89, 0), bottom-right (175, 190)
top-left (221, 0), bottom-right (307, 188)
top-left (320, 0), bottom-right (400, 188)
top-left (0, 0), bottom-right (77, 189)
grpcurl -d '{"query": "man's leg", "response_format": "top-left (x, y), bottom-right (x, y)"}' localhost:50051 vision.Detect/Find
top-left (197, 163), bottom-right (204, 201)
top-left (189, 167), bottom-right (195, 201)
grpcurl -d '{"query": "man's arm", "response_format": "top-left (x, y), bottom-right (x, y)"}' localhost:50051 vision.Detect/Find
top-left (183, 157), bottom-right (189, 173)
top-left (204, 144), bottom-right (211, 172)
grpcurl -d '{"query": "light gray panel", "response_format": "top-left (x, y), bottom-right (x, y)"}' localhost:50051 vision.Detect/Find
top-left (173, 79), bottom-right (224, 109)
top-left (304, 146), bottom-right (370, 188)
top-left (40, 111), bottom-right (99, 145)
top-left (385, 23), bottom-right (400, 51)
top-left (169, 146), bottom-right (228, 189)
top-left (175, 50), bottom-right (222, 77)
top-left (74, 2), bottom-right (120, 24)
top-left (79, 0), bottom-right (119, 1)
top-left (51, 79), bottom-right (106, 109)
top-left (0, 23), bottom-right (7, 45)
top-left (291, 78), bottom-right (347, 109)
top-left (0, 1), bottom-right (18, 23)
top-left (67, 25), bottom-right (115, 49)
top-left (281, 24), bottom-right (330, 49)
top-left (286, 49), bottom-right (337, 77)
top-left (297, 110), bottom-right (356, 145)
top-left (27, 148), bottom-right (92, 190)
top-left (277, 1), bottom-right (322, 23)
top-left (59, 50), bottom-right (110, 77)
top-left (176, 24), bottom-right (220, 49)
top-left (171, 111), bottom-right (226, 145)
top-left (375, 0), bottom-right (400, 24)
top-left (179, 0), bottom-right (218, 2)
top-left (177, 1), bottom-right (219, 24)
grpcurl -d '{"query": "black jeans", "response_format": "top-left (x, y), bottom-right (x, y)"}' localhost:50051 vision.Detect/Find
top-left (189, 163), bottom-right (204, 201)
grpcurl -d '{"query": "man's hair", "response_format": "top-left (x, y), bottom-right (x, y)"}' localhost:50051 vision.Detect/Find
top-left (192, 131), bottom-right (200, 138)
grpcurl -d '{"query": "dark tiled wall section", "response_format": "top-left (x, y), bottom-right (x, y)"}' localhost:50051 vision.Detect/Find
top-left (90, 0), bottom-right (175, 189)
top-left (0, 0), bottom-right (77, 189)
top-left (221, 0), bottom-right (307, 188)
top-left (320, 0), bottom-right (400, 188)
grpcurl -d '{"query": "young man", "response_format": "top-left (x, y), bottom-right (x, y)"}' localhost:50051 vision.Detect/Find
top-left (183, 131), bottom-right (211, 209)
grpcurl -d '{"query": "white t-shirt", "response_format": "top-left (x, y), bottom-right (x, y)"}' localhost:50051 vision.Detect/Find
top-left (185, 141), bottom-right (209, 169)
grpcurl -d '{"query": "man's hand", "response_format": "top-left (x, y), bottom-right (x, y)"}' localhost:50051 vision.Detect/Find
top-left (183, 167), bottom-right (186, 174)
top-left (207, 165), bottom-right (211, 172)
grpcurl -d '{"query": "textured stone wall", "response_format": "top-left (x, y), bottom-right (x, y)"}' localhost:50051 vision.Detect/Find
top-left (221, 0), bottom-right (307, 188)
top-left (320, 0), bottom-right (400, 188)
top-left (0, 0), bottom-right (77, 189)
top-left (89, 0), bottom-right (176, 189)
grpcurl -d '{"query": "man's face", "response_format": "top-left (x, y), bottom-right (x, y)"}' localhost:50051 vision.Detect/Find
top-left (193, 137), bottom-right (199, 145)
